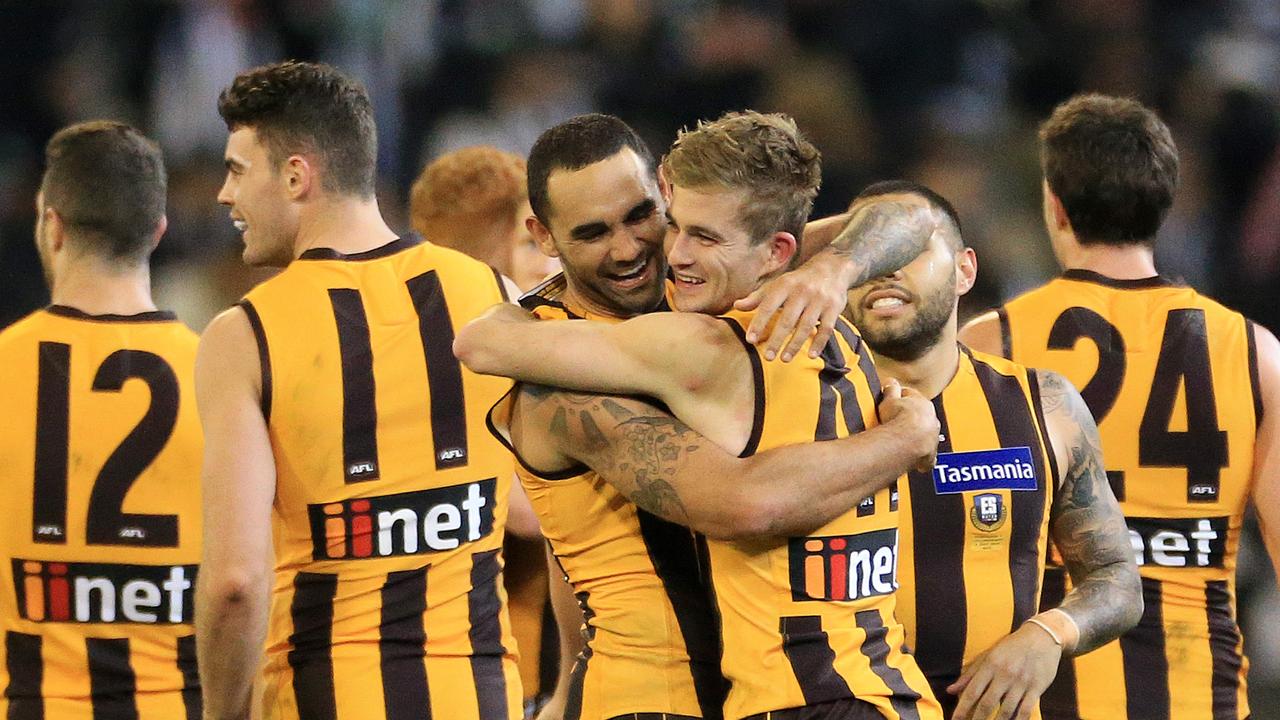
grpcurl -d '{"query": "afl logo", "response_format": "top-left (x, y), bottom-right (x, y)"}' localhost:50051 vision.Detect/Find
top-left (970, 493), bottom-right (1006, 532)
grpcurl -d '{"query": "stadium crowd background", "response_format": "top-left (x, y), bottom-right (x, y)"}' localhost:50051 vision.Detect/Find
top-left (1, 0), bottom-right (1278, 713)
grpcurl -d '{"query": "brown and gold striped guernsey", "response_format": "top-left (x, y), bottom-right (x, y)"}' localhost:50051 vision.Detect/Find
top-left (0, 306), bottom-right (203, 719)
top-left (240, 236), bottom-right (521, 720)
top-left (998, 269), bottom-right (1258, 720)
top-left (485, 279), bottom-right (725, 720)
top-left (708, 310), bottom-right (941, 720)
top-left (895, 347), bottom-right (1056, 719)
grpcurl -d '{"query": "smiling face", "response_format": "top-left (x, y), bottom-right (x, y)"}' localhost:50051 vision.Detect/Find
top-left (533, 148), bottom-right (668, 316)
top-left (217, 126), bottom-right (300, 267)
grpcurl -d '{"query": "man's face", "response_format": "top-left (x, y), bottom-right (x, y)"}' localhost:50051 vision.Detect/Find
top-left (847, 200), bottom-right (966, 362)
top-left (665, 184), bottom-right (775, 315)
top-left (218, 127), bottom-right (299, 267)
top-left (539, 148), bottom-right (667, 316)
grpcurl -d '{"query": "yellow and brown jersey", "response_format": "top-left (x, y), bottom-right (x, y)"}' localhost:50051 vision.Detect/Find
top-left (998, 269), bottom-right (1259, 720)
top-left (710, 310), bottom-right (940, 720)
top-left (241, 236), bottom-right (521, 720)
top-left (0, 306), bottom-right (203, 719)
top-left (486, 284), bottom-right (724, 720)
top-left (896, 348), bottom-right (1056, 718)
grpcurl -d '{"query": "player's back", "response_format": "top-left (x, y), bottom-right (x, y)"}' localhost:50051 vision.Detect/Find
top-left (1000, 269), bottom-right (1258, 720)
top-left (240, 236), bottom-right (521, 720)
top-left (0, 305), bottom-right (203, 719)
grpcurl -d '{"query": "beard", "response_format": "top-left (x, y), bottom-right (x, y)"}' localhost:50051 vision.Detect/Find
top-left (853, 280), bottom-right (955, 362)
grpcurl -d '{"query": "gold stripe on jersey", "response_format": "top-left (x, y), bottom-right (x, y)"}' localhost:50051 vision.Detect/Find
top-left (1000, 269), bottom-right (1257, 720)
top-left (708, 310), bottom-right (940, 720)
top-left (895, 348), bottom-right (1056, 719)
top-left (0, 306), bottom-right (203, 719)
top-left (241, 236), bottom-right (521, 720)
top-left (487, 293), bottom-right (724, 720)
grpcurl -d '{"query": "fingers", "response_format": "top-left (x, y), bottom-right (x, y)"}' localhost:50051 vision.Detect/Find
top-left (808, 305), bottom-right (841, 358)
top-left (743, 288), bottom-right (785, 344)
top-left (951, 667), bottom-right (992, 720)
top-left (735, 287), bottom-right (763, 312)
top-left (881, 378), bottom-right (902, 398)
top-left (760, 296), bottom-right (808, 361)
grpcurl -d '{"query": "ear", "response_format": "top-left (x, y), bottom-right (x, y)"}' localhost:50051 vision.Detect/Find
top-left (657, 164), bottom-right (672, 204)
top-left (284, 154), bottom-right (314, 200)
top-left (44, 207), bottom-right (68, 254)
top-left (147, 215), bottom-right (168, 252)
top-left (527, 216), bottom-right (559, 258)
top-left (762, 231), bottom-right (798, 275)
top-left (1045, 183), bottom-right (1071, 232)
top-left (955, 246), bottom-right (977, 297)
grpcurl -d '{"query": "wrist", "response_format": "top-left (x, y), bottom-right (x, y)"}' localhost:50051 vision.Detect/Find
top-left (815, 246), bottom-right (860, 290)
top-left (1025, 609), bottom-right (1079, 654)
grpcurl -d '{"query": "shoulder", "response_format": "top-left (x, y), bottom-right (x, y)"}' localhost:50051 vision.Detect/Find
top-left (959, 310), bottom-right (1007, 357)
top-left (198, 306), bottom-right (258, 368)
top-left (0, 309), bottom-right (48, 350)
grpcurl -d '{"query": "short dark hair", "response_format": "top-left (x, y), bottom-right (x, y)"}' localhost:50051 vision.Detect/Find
top-left (217, 60), bottom-right (377, 198)
top-left (41, 121), bottom-right (166, 261)
top-left (1039, 94), bottom-right (1179, 245)
top-left (526, 113), bottom-right (655, 222)
top-left (854, 179), bottom-right (964, 248)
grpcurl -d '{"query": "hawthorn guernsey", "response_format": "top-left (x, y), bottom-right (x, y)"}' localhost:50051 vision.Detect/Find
top-left (930, 447), bottom-right (1039, 493)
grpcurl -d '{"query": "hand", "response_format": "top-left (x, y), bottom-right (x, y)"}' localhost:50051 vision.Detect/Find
top-left (878, 380), bottom-right (939, 471)
top-left (948, 622), bottom-right (1064, 720)
top-left (734, 251), bottom-right (850, 362)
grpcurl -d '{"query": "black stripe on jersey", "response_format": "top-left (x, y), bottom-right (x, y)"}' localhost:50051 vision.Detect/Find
top-left (969, 352), bottom-right (1049, 628)
top-left (1026, 370), bottom-right (1062, 502)
top-left (5, 631), bottom-right (43, 720)
top-left (468, 549), bottom-right (510, 719)
top-left (86, 637), bottom-right (138, 720)
top-left (299, 235), bottom-right (424, 261)
top-left (908, 397), bottom-right (966, 695)
top-left (636, 512), bottom-right (727, 716)
top-left (406, 271), bottom-right (470, 471)
top-left (1036, 567), bottom-right (1080, 719)
top-left (327, 289), bottom-right (382, 482)
top-left (491, 267), bottom-right (510, 302)
top-left (1060, 269), bottom-right (1174, 289)
top-left (288, 572), bottom-right (339, 720)
top-left (563, 591), bottom-right (597, 720)
top-left (485, 384), bottom-right (589, 481)
top-left (380, 568), bottom-right (431, 720)
top-left (33, 341), bottom-right (70, 545)
top-left (177, 635), bottom-right (201, 720)
top-left (1248, 321), bottom-right (1263, 428)
top-left (854, 610), bottom-right (923, 720)
top-left (996, 306), bottom-right (1012, 359)
top-left (1120, 577), bottom-right (1170, 720)
top-left (779, 616), bottom-right (852, 704)
top-left (45, 305), bottom-right (177, 323)
top-left (814, 326), bottom-right (866, 442)
top-left (237, 300), bottom-right (272, 422)
top-left (719, 319), bottom-right (765, 457)
top-left (1206, 580), bottom-right (1243, 720)
top-left (835, 320), bottom-right (882, 399)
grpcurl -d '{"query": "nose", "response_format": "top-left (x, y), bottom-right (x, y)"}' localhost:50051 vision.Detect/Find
top-left (609, 226), bottom-right (645, 265)
top-left (666, 230), bottom-right (694, 267)
top-left (216, 176), bottom-right (234, 207)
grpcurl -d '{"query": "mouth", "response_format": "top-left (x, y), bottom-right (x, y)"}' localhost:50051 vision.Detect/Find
top-left (231, 216), bottom-right (247, 233)
top-left (603, 256), bottom-right (655, 290)
top-left (671, 271), bottom-right (705, 290)
top-left (862, 286), bottom-right (912, 315)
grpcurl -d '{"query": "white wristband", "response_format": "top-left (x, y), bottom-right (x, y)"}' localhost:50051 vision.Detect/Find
top-left (1025, 616), bottom-right (1063, 646)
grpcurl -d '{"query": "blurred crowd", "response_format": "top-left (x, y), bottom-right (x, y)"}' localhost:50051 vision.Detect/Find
top-left (2, 0), bottom-right (1278, 712)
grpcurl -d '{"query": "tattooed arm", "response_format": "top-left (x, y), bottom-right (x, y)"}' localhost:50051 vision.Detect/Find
top-left (510, 382), bottom-right (938, 540)
top-left (736, 198), bottom-right (943, 362)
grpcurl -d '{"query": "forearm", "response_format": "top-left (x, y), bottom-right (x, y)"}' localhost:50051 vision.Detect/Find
top-left (1055, 558), bottom-right (1142, 654)
top-left (797, 212), bottom-right (851, 264)
top-left (821, 200), bottom-right (937, 289)
top-left (196, 571), bottom-right (269, 719)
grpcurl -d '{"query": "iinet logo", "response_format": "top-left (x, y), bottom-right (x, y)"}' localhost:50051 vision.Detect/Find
top-left (308, 478), bottom-right (496, 560)
top-left (13, 560), bottom-right (195, 624)
top-left (788, 528), bottom-right (899, 602)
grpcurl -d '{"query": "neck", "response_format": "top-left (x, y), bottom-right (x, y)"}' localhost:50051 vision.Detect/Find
top-left (1061, 239), bottom-right (1157, 279)
top-left (870, 321), bottom-right (960, 400)
top-left (295, 194), bottom-right (399, 258)
top-left (51, 257), bottom-right (156, 316)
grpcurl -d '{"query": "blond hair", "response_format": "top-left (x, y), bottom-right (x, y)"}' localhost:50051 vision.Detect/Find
top-left (663, 111), bottom-right (821, 243)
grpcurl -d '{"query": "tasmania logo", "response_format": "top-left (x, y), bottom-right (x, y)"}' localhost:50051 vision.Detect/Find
top-left (13, 560), bottom-right (196, 624)
top-left (788, 528), bottom-right (898, 602)
top-left (933, 447), bottom-right (1038, 494)
top-left (308, 478), bottom-right (496, 560)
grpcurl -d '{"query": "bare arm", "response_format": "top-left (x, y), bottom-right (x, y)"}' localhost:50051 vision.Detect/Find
top-left (536, 546), bottom-right (586, 720)
top-left (958, 310), bottom-right (1007, 358)
top-left (796, 211), bottom-right (851, 264)
top-left (737, 199), bottom-right (941, 362)
top-left (195, 307), bottom-right (276, 720)
top-left (1250, 322), bottom-right (1280, 580)
top-left (511, 381), bottom-right (938, 541)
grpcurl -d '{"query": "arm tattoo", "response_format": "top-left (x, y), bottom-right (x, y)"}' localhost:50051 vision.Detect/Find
top-left (1040, 370), bottom-right (1142, 654)
top-left (829, 200), bottom-right (937, 287)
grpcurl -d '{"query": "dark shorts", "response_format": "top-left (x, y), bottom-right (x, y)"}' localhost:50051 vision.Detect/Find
top-left (742, 697), bottom-right (884, 720)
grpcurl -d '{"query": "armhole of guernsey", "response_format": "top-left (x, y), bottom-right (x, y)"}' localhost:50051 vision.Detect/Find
top-left (996, 305), bottom-right (1013, 360)
top-left (237, 299), bottom-right (272, 423)
top-left (490, 266), bottom-right (510, 302)
top-left (484, 382), bottom-right (589, 481)
top-left (1248, 319), bottom-right (1264, 429)
top-left (716, 317), bottom-right (765, 458)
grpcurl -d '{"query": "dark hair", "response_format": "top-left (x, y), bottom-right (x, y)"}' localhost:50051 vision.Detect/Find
top-left (1039, 94), bottom-right (1179, 245)
top-left (854, 179), bottom-right (964, 247)
top-left (526, 113), bottom-right (655, 222)
top-left (217, 60), bottom-right (377, 198)
top-left (40, 121), bottom-right (167, 261)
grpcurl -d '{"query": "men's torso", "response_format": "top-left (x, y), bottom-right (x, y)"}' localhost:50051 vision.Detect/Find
top-left (0, 306), bottom-right (203, 719)
top-left (243, 236), bottom-right (521, 720)
top-left (895, 347), bottom-right (1056, 719)
top-left (1001, 269), bottom-right (1257, 720)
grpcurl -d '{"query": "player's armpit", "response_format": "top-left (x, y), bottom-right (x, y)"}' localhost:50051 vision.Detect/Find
top-left (1249, 321), bottom-right (1280, 580)
top-left (1038, 369), bottom-right (1143, 655)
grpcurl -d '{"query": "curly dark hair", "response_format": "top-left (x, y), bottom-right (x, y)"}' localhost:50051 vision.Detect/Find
top-left (526, 113), bottom-right (655, 222)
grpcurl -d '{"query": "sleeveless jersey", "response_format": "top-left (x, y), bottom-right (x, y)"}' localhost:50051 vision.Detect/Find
top-left (241, 237), bottom-right (521, 720)
top-left (710, 310), bottom-right (941, 720)
top-left (486, 282), bottom-right (724, 720)
top-left (0, 305), bottom-right (203, 719)
top-left (896, 347), bottom-right (1057, 718)
top-left (998, 269), bottom-right (1259, 720)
